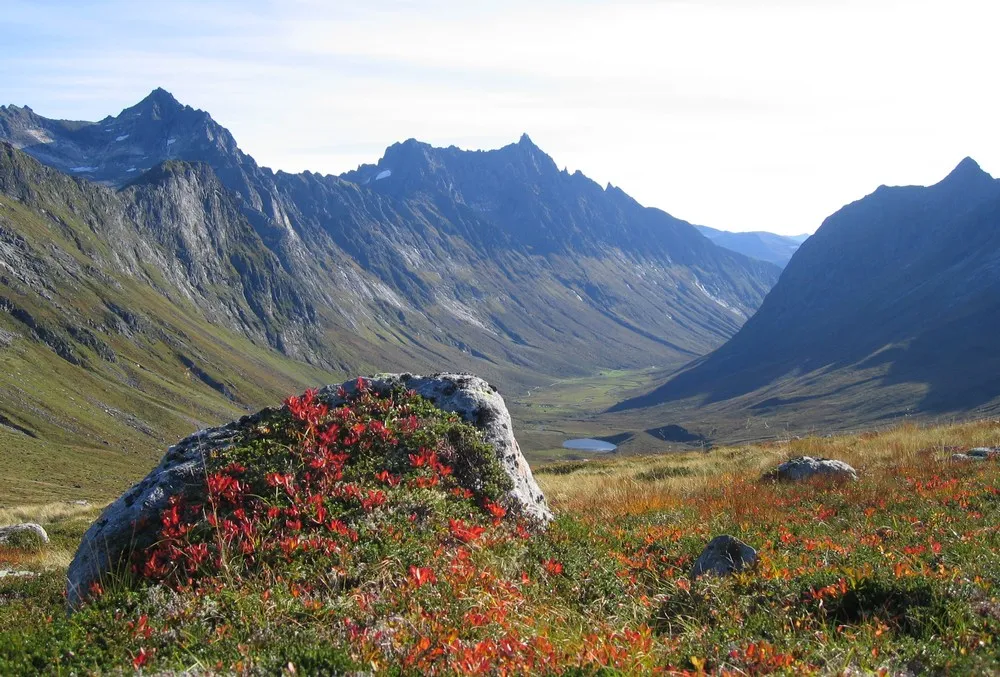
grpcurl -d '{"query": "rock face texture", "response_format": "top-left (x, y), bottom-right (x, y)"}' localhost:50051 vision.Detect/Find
top-left (66, 373), bottom-right (548, 608)
top-left (65, 420), bottom-right (247, 608)
top-left (0, 522), bottom-right (49, 546)
top-left (691, 535), bottom-right (757, 578)
top-left (766, 457), bottom-right (858, 483)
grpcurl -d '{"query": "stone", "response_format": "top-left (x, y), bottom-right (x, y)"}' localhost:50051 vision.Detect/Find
top-left (0, 522), bottom-right (49, 546)
top-left (67, 372), bottom-right (550, 608)
top-left (952, 448), bottom-right (999, 461)
top-left (691, 535), bottom-right (757, 578)
top-left (968, 447), bottom-right (999, 459)
top-left (0, 569), bottom-right (37, 579)
top-left (765, 456), bottom-right (858, 482)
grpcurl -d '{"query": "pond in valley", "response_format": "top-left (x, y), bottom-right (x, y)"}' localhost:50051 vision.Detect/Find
top-left (562, 438), bottom-right (617, 453)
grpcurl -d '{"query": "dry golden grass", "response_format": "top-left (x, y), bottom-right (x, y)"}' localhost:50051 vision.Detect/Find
top-left (0, 501), bottom-right (103, 528)
top-left (0, 501), bottom-right (105, 571)
top-left (536, 417), bottom-right (1000, 517)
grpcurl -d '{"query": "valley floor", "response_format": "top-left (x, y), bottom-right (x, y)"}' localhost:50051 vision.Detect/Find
top-left (2, 418), bottom-right (999, 673)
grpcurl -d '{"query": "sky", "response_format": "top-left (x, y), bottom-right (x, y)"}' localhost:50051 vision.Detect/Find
top-left (2, 0), bottom-right (997, 235)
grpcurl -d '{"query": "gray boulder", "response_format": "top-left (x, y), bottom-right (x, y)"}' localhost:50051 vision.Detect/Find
top-left (766, 456), bottom-right (858, 482)
top-left (691, 535), bottom-right (757, 578)
top-left (0, 522), bottom-right (49, 547)
top-left (951, 447), bottom-right (1000, 461)
top-left (67, 372), bottom-right (550, 608)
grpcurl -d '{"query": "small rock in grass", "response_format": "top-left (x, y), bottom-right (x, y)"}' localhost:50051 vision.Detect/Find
top-left (0, 569), bottom-right (37, 578)
top-left (691, 535), bottom-right (757, 578)
top-left (0, 523), bottom-right (49, 548)
top-left (764, 456), bottom-right (857, 483)
top-left (951, 448), bottom-right (999, 461)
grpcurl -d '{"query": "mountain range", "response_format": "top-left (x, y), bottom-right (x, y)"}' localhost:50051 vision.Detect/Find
top-left (0, 88), bottom-right (779, 487)
top-left (695, 225), bottom-right (809, 268)
top-left (614, 157), bottom-right (1000, 439)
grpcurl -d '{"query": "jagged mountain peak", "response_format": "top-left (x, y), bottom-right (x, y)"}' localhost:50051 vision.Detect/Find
top-left (135, 87), bottom-right (184, 110)
top-left (1, 95), bottom-right (781, 394)
top-left (0, 88), bottom-right (251, 186)
top-left (938, 156), bottom-right (993, 187)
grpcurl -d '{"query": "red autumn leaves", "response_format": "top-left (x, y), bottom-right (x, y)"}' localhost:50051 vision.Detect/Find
top-left (134, 381), bottom-right (514, 594)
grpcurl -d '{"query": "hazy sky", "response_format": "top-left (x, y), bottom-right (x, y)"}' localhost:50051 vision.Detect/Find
top-left (3, 0), bottom-right (997, 235)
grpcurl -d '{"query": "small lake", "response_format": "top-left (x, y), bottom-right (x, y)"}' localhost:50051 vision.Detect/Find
top-left (562, 438), bottom-right (617, 453)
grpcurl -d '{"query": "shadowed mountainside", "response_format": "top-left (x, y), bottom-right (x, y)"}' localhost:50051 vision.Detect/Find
top-left (612, 158), bottom-right (1000, 435)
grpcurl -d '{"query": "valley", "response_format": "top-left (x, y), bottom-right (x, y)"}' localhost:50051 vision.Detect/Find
top-left (3, 3), bottom-right (998, 673)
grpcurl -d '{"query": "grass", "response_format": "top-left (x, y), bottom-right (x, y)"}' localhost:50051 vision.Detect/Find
top-left (0, 411), bottom-right (998, 673)
top-left (508, 367), bottom-right (671, 463)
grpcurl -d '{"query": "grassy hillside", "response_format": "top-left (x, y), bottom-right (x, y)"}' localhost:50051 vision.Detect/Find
top-left (2, 415), bottom-right (998, 674)
top-left (0, 173), bottom-right (341, 505)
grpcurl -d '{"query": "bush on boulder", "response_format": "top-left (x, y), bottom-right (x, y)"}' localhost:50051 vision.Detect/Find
top-left (67, 373), bottom-right (550, 608)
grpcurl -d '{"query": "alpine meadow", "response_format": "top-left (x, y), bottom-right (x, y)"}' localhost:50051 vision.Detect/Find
top-left (1, 1), bottom-right (999, 674)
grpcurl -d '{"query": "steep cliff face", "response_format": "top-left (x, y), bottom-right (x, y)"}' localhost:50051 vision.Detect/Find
top-left (0, 146), bottom-right (317, 359)
top-left (0, 90), bottom-right (780, 384)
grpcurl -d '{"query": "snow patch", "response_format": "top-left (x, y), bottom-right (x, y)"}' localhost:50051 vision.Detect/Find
top-left (126, 167), bottom-right (137, 172)
top-left (573, 291), bottom-right (584, 302)
top-left (24, 128), bottom-right (53, 144)
top-left (694, 280), bottom-right (746, 318)
top-left (375, 169), bottom-right (392, 181)
top-left (115, 134), bottom-right (129, 141)
top-left (70, 166), bottom-right (97, 172)
top-left (166, 138), bottom-right (176, 146)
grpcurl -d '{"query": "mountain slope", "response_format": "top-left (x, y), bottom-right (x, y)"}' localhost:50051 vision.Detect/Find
top-left (695, 225), bottom-right (808, 267)
top-left (0, 90), bottom-right (780, 385)
top-left (613, 158), bottom-right (1000, 432)
top-left (0, 145), bottom-right (342, 502)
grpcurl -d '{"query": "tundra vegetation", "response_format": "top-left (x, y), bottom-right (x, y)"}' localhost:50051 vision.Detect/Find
top-left (0, 389), bottom-right (998, 674)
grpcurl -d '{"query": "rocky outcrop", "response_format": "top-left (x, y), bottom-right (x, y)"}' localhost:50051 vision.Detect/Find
top-left (0, 522), bottom-right (49, 546)
top-left (764, 456), bottom-right (858, 483)
top-left (691, 535), bottom-right (757, 578)
top-left (66, 373), bottom-right (549, 608)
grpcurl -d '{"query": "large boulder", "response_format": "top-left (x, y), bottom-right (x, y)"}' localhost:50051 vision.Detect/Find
top-left (67, 373), bottom-right (550, 608)
top-left (0, 522), bottom-right (48, 547)
top-left (691, 535), bottom-right (757, 578)
top-left (765, 456), bottom-right (858, 483)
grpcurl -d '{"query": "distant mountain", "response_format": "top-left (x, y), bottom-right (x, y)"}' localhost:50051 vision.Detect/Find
top-left (614, 158), bottom-right (1000, 433)
top-left (0, 91), bottom-right (779, 378)
top-left (695, 225), bottom-right (808, 268)
top-left (0, 89), bottom-right (781, 475)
